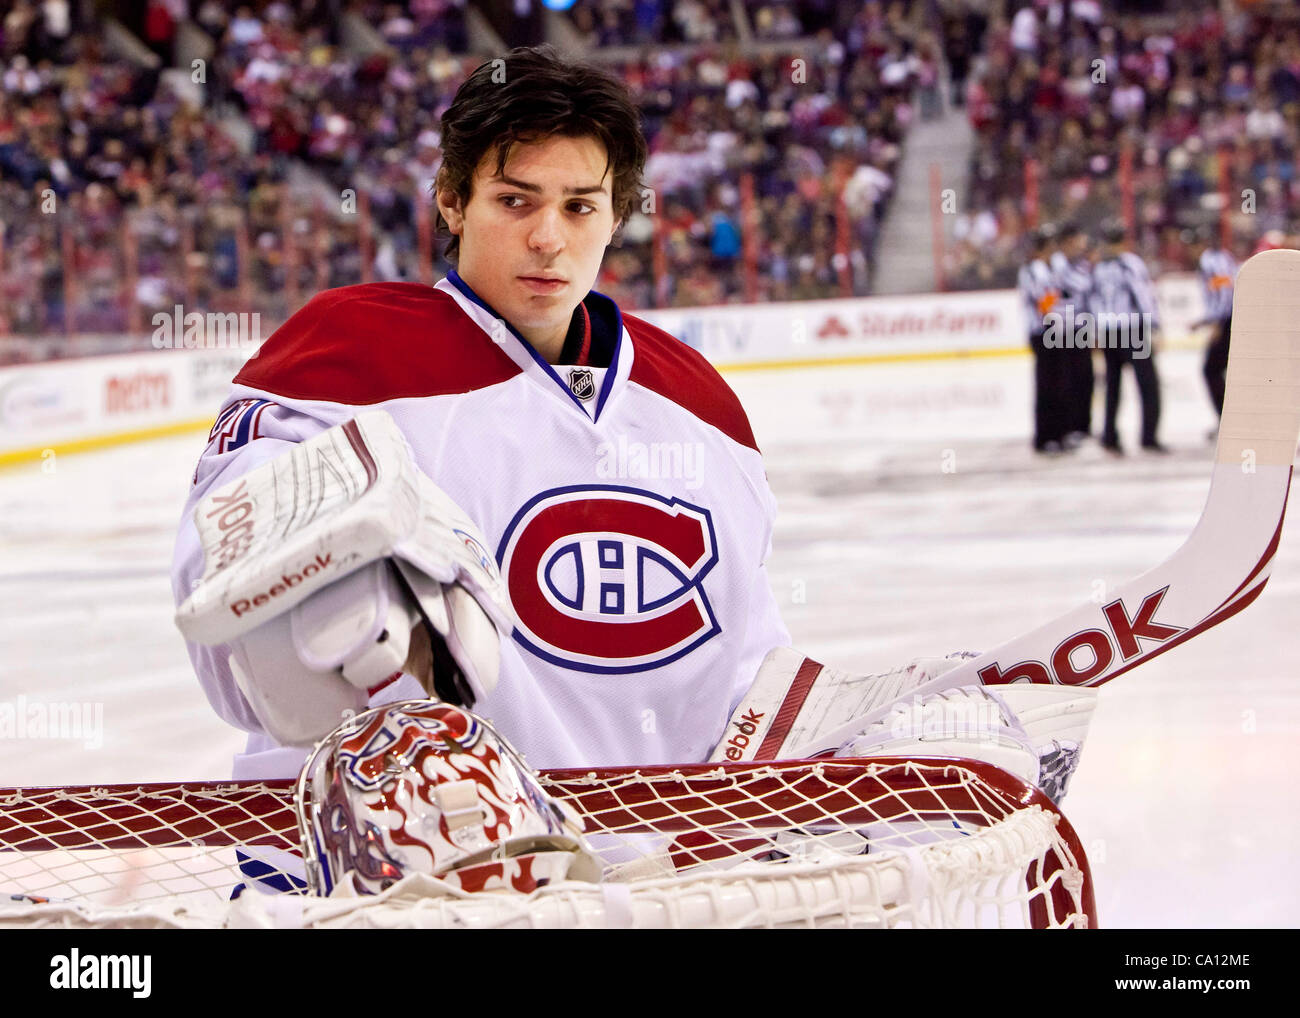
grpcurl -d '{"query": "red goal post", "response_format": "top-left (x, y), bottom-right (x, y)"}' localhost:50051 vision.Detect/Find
top-left (0, 757), bottom-right (1094, 929)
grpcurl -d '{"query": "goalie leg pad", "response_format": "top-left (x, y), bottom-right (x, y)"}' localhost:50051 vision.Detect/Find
top-left (710, 647), bottom-right (981, 763)
top-left (833, 683), bottom-right (1097, 804)
top-left (834, 685), bottom-right (1041, 787)
top-left (988, 684), bottom-right (1097, 803)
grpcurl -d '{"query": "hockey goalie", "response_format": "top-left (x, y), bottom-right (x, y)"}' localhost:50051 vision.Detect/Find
top-left (172, 47), bottom-right (1096, 899)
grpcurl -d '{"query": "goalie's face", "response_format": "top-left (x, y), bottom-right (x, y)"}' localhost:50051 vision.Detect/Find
top-left (438, 134), bottom-right (622, 362)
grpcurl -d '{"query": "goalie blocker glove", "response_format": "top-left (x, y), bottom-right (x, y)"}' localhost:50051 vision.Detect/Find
top-left (175, 412), bottom-right (516, 747)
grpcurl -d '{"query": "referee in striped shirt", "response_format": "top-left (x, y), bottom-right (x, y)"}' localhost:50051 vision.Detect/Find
top-left (1090, 220), bottom-right (1165, 454)
top-left (1196, 228), bottom-right (1237, 424)
top-left (1019, 224), bottom-right (1068, 452)
top-left (1049, 223), bottom-right (1095, 445)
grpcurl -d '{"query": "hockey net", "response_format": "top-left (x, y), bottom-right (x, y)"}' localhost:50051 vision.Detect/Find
top-left (0, 757), bottom-right (1093, 929)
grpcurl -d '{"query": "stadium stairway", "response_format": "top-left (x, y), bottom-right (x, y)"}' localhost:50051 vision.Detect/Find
top-left (870, 71), bottom-right (974, 296)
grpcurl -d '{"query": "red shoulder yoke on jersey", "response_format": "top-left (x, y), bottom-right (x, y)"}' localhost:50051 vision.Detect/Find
top-left (235, 282), bottom-right (521, 404)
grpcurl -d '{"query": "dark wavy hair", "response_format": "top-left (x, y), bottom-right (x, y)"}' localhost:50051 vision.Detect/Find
top-left (433, 46), bottom-right (648, 263)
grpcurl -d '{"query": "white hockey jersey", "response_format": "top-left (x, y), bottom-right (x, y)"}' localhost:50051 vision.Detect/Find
top-left (171, 272), bottom-right (790, 777)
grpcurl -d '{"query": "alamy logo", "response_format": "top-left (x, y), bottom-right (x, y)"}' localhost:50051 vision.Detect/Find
top-left (595, 436), bottom-right (706, 491)
top-left (1042, 307), bottom-right (1153, 359)
top-left (152, 304), bottom-right (261, 350)
top-left (0, 696), bottom-right (102, 749)
top-left (885, 693), bottom-right (1005, 745)
top-left (50, 949), bottom-right (151, 998)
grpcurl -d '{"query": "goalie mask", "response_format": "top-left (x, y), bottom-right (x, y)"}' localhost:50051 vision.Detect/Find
top-left (296, 701), bottom-right (601, 895)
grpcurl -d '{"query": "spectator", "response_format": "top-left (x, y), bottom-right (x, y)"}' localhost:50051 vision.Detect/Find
top-left (2, 0), bottom-right (926, 355)
top-left (951, 1), bottom-right (1300, 289)
top-left (143, 0), bottom-right (176, 66)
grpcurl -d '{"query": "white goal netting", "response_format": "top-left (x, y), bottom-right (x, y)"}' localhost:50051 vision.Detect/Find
top-left (0, 757), bottom-right (1093, 929)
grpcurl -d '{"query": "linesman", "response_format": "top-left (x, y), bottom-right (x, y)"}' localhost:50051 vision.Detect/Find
top-left (1090, 220), bottom-right (1164, 454)
top-left (1196, 228), bottom-right (1237, 424)
top-left (1049, 223), bottom-right (1095, 445)
top-left (1019, 224), bottom-right (1068, 452)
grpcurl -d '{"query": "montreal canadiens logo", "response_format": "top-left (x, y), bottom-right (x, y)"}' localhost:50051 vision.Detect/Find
top-left (496, 485), bottom-right (720, 672)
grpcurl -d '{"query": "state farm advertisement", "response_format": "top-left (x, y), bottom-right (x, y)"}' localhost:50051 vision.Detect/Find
top-left (642, 276), bottom-right (1205, 366)
top-left (642, 290), bottom-right (1022, 364)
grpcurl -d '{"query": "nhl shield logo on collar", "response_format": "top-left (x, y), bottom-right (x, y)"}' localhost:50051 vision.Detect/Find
top-left (567, 368), bottom-right (596, 401)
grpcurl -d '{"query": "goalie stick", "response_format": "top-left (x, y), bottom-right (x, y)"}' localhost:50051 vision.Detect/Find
top-left (721, 248), bottom-right (1300, 762)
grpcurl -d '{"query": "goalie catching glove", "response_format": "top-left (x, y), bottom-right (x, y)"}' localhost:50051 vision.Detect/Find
top-left (174, 411), bottom-right (515, 747)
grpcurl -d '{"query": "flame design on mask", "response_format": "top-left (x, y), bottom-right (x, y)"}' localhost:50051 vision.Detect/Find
top-left (310, 702), bottom-right (580, 894)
